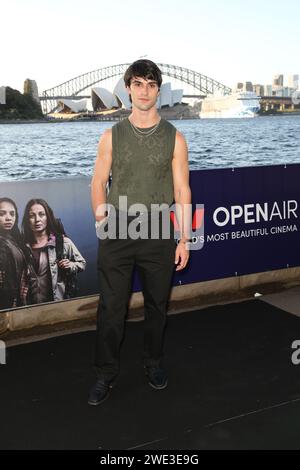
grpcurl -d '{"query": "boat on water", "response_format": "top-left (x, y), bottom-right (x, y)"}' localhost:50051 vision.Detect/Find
top-left (200, 90), bottom-right (261, 118)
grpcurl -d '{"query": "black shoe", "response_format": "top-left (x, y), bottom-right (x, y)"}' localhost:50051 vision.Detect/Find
top-left (88, 379), bottom-right (111, 406)
top-left (144, 366), bottom-right (168, 390)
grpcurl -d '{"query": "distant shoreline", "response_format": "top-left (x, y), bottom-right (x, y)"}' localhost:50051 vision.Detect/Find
top-left (0, 118), bottom-right (80, 125)
top-left (1, 112), bottom-right (300, 125)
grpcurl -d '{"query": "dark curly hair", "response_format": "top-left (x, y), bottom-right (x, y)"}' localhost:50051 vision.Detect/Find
top-left (124, 59), bottom-right (162, 89)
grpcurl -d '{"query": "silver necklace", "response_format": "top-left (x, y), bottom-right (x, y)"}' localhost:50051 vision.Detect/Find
top-left (128, 117), bottom-right (161, 138)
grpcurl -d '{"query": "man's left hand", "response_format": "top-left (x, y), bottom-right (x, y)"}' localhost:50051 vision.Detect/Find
top-left (175, 241), bottom-right (190, 271)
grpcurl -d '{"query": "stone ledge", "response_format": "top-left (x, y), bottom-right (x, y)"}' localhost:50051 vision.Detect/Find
top-left (0, 266), bottom-right (299, 345)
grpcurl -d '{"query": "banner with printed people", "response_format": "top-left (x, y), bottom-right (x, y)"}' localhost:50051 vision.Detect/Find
top-left (0, 178), bottom-right (93, 312)
top-left (1, 164), bottom-right (300, 312)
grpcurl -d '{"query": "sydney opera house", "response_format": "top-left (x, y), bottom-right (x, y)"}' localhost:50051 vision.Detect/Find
top-left (56, 77), bottom-right (183, 113)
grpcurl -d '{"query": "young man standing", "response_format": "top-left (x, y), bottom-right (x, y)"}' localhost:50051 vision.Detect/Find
top-left (89, 59), bottom-right (191, 406)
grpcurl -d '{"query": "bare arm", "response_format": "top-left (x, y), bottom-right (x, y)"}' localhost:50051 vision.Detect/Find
top-left (172, 130), bottom-right (192, 270)
top-left (91, 128), bottom-right (112, 222)
top-left (172, 131), bottom-right (192, 240)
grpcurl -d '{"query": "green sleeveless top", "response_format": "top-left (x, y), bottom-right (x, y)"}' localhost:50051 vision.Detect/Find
top-left (107, 117), bottom-right (177, 211)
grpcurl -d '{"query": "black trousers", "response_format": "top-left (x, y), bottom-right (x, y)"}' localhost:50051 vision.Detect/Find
top-left (94, 212), bottom-right (176, 383)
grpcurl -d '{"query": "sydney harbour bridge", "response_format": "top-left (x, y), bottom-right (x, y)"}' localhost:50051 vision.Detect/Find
top-left (40, 63), bottom-right (232, 114)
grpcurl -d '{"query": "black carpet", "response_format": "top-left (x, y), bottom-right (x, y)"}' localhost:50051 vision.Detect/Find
top-left (1, 299), bottom-right (300, 450)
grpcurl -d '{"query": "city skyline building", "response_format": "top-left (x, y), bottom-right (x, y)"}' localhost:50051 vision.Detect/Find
top-left (0, 86), bottom-right (6, 105)
top-left (288, 74), bottom-right (299, 90)
top-left (253, 84), bottom-right (264, 96)
top-left (273, 74), bottom-right (284, 88)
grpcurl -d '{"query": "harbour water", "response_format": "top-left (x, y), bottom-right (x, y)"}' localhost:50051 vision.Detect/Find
top-left (0, 115), bottom-right (299, 182)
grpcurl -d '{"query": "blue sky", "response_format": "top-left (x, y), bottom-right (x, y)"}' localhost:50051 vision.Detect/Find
top-left (1, 0), bottom-right (299, 93)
